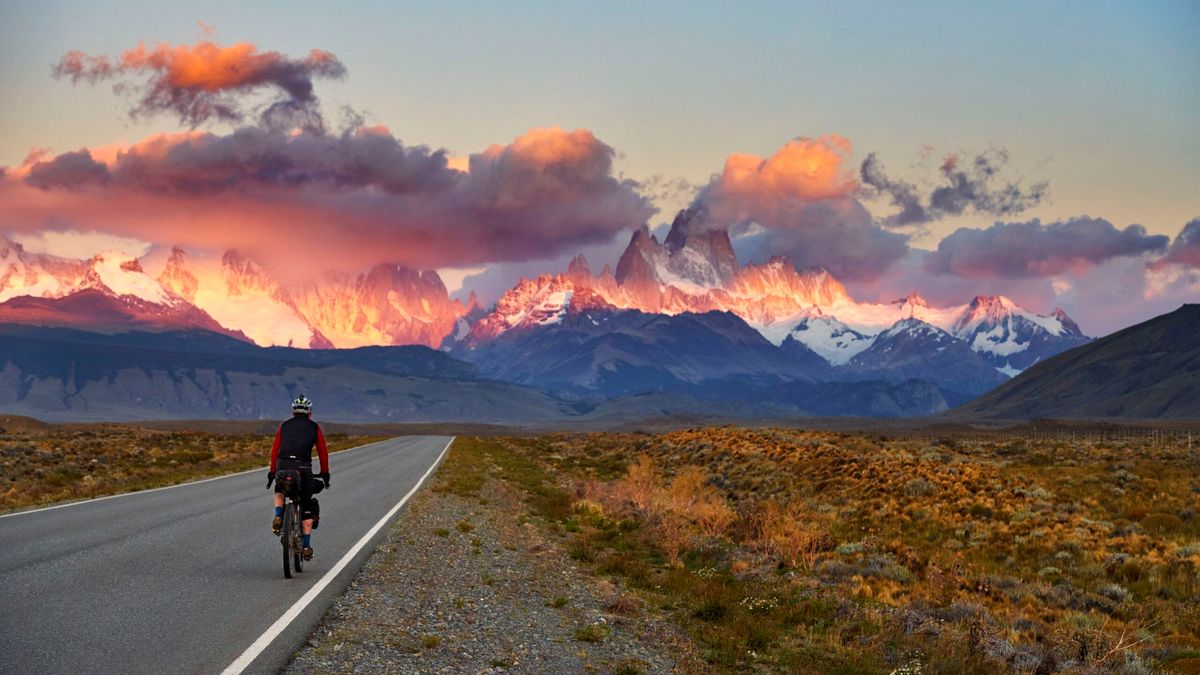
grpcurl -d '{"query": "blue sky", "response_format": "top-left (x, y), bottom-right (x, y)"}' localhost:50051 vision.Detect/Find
top-left (0, 1), bottom-right (1197, 335)
top-left (2, 0), bottom-right (1197, 238)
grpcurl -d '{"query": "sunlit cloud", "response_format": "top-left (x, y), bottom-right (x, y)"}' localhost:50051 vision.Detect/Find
top-left (10, 229), bottom-right (152, 259)
top-left (54, 39), bottom-right (346, 130)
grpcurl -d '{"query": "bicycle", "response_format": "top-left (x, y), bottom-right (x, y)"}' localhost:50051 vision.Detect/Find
top-left (274, 469), bottom-right (306, 578)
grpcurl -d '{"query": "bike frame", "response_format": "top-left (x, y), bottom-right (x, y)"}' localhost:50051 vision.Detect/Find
top-left (275, 469), bottom-right (305, 578)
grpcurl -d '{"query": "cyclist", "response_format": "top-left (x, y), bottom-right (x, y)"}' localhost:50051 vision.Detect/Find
top-left (267, 395), bottom-right (330, 560)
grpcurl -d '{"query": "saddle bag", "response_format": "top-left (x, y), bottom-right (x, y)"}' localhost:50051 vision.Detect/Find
top-left (275, 469), bottom-right (302, 498)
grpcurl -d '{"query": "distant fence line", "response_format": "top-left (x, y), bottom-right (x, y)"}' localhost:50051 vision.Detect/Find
top-left (865, 426), bottom-right (1196, 450)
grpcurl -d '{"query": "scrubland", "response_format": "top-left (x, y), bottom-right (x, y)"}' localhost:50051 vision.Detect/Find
top-left (455, 428), bottom-right (1200, 673)
top-left (0, 417), bottom-right (380, 511)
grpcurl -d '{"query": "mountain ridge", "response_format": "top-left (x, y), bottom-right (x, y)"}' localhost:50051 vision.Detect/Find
top-left (952, 304), bottom-right (1200, 419)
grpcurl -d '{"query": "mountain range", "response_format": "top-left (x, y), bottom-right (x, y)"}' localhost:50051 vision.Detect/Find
top-left (0, 213), bottom-right (1097, 417)
top-left (0, 324), bottom-right (956, 422)
top-left (0, 236), bottom-right (478, 349)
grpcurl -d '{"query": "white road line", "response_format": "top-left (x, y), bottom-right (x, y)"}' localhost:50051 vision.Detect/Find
top-left (0, 437), bottom-right (399, 520)
top-left (221, 436), bottom-right (455, 675)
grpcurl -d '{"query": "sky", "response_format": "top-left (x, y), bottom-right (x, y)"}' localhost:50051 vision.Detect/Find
top-left (0, 1), bottom-right (1197, 335)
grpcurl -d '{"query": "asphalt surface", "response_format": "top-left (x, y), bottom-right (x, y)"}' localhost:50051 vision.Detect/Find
top-left (0, 435), bottom-right (452, 675)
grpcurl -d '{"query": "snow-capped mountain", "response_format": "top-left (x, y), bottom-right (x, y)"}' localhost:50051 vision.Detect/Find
top-left (1, 235), bottom-right (90, 303)
top-left (776, 308), bottom-right (875, 366)
top-left (846, 318), bottom-right (1008, 394)
top-left (0, 238), bottom-right (476, 349)
top-left (293, 263), bottom-right (479, 349)
top-left (465, 211), bottom-right (853, 347)
top-left (1, 210), bottom-right (1092, 401)
top-left (949, 295), bottom-right (1090, 372)
top-left (0, 240), bottom-right (246, 338)
top-left (454, 208), bottom-right (1094, 402)
top-left (178, 249), bottom-right (480, 349)
top-left (464, 213), bottom-right (1090, 377)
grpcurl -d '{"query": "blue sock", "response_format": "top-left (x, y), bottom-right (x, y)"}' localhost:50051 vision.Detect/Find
top-left (303, 534), bottom-right (312, 547)
top-left (274, 506), bottom-right (283, 518)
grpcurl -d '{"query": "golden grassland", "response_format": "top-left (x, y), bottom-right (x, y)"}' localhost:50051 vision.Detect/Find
top-left (443, 429), bottom-right (1200, 673)
top-left (0, 419), bottom-right (383, 511)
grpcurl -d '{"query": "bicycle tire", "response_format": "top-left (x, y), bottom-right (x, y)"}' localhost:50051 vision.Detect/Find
top-left (292, 500), bottom-right (304, 573)
top-left (282, 501), bottom-right (293, 579)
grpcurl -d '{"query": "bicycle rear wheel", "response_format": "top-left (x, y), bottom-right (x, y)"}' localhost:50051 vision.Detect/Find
top-left (292, 501), bottom-right (304, 573)
top-left (282, 503), bottom-right (294, 579)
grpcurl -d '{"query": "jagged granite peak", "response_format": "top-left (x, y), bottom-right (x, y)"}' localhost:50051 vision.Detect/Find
top-left (289, 263), bottom-right (470, 349)
top-left (465, 274), bottom-right (577, 344)
top-left (0, 238), bottom-right (82, 302)
top-left (0, 243), bottom-right (474, 349)
top-left (614, 225), bottom-right (659, 284)
top-left (731, 258), bottom-right (850, 314)
top-left (662, 206), bottom-right (739, 287)
top-left (0, 233), bottom-right (23, 257)
top-left (221, 248), bottom-right (284, 299)
top-left (566, 254), bottom-right (592, 282)
top-left (1052, 307), bottom-right (1083, 336)
top-left (157, 247), bottom-right (198, 302)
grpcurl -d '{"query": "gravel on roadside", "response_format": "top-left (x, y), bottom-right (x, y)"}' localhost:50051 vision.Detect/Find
top-left (286, 472), bottom-right (698, 674)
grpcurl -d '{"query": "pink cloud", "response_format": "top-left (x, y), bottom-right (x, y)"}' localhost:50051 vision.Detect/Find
top-left (54, 39), bottom-right (346, 129)
top-left (1, 126), bottom-right (653, 280)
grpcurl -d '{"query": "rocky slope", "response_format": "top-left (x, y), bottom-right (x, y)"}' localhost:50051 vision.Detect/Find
top-left (0, 325), bottom-right (567, 423)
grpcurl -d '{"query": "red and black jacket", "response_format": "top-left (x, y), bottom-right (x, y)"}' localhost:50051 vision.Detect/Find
top-left (269, 414), bottom-right (330, 474)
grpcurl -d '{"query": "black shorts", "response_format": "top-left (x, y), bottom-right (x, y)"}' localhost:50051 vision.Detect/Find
top-left (274, 460), bottom-right (314, 515)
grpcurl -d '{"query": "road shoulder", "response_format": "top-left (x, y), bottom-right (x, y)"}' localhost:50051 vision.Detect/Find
top-left (286, 439), bottom-right (694, 673)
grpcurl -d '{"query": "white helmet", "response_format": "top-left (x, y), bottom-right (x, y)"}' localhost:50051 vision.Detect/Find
top-left (291, 395), bottom-right (313, 414)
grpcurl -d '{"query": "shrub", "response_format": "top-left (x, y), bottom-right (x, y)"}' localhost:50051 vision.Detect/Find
top-left (624, 454), bottom-right (660, 512)
top-left (749, 499), bottom-right (832, 571)
top-left (1141, 512), bottom-right (1184, 535)
top-left (903, 478), bottom-right (934, 497)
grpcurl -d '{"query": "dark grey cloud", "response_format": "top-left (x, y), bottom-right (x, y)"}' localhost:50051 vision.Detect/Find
top-left (48, 126), bottom-right (456, 196)
top-left (25, 150), bottom-right (109, 190)
top-left (12, 125), bottom-right (653, 273)
top-left (708, 198), bottom-right (910, 280)
top-left (54, 41), bottom-right (346, 130)
top-left (861, 148), bottom-right (1048, 227)
top-left (925, 216), bottom-right (1169, 278)
top-left (859, 153), bottom-right (929, 226)
top-left (1159, 218), bottom-right (1200, 268)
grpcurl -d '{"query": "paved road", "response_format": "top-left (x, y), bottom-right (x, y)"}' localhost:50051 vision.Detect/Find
top-left (0, 435), bottom-right (452, 675)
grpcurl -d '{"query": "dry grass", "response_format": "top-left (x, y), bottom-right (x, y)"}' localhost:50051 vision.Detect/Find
top-left (457, 428), bottom-right (1200, 673)
top-left (0, 424), bottom-right (384, 511)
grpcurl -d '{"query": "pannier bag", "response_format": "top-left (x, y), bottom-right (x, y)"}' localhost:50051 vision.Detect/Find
top-left (306, 498), bottom-right (320, 529)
